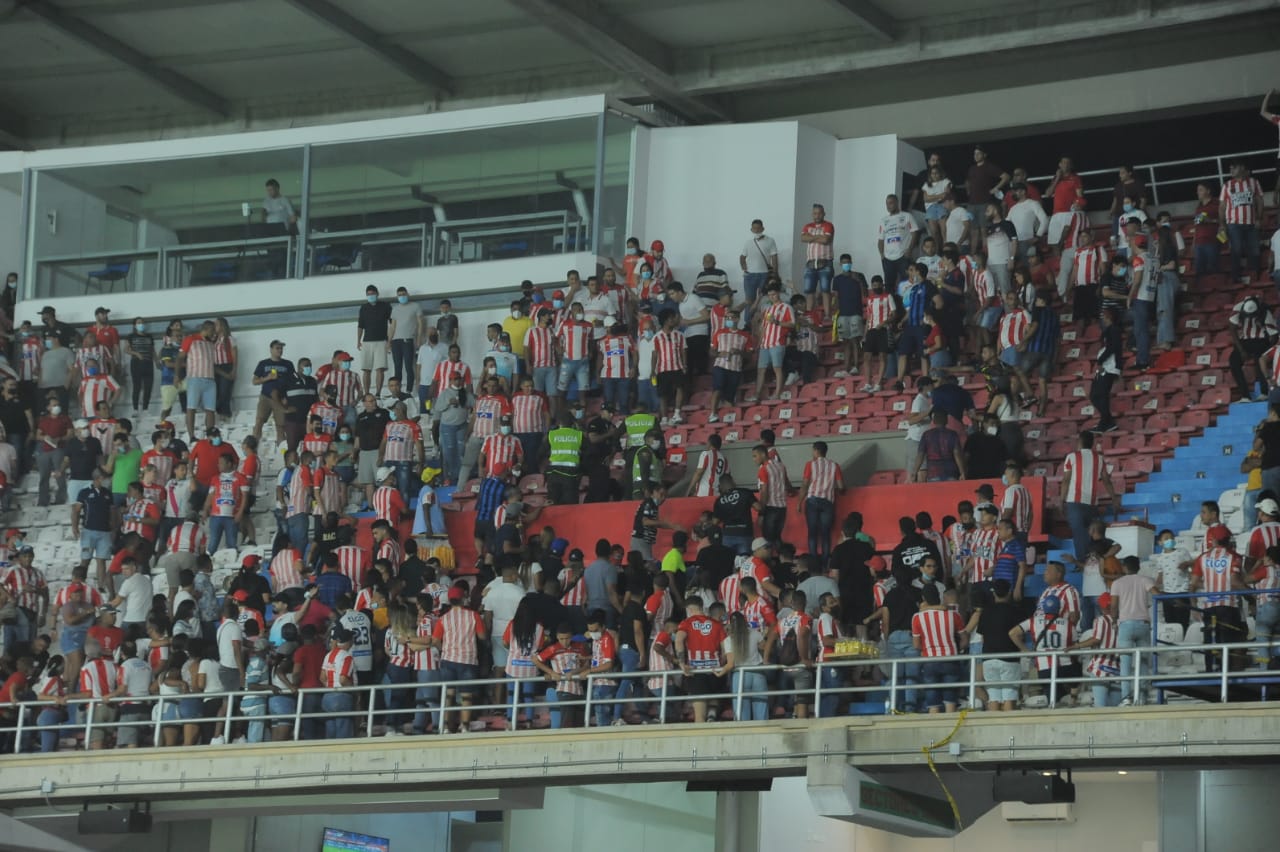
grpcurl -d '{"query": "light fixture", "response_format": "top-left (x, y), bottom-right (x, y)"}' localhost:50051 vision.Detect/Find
top-left (1117, 771), bottom-right (1128, 776)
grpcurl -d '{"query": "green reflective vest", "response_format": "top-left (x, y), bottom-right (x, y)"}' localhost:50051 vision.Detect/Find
top-left (625, 412), bottom-right (657, 449)
top-left (548, 427), bottom-right (583, 469)
top-left (631, 446), bottom-right (662, 497)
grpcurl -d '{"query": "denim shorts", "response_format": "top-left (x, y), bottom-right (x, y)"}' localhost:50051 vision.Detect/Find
top-left (80, 528), bottom-right (112, 560)
top-left (999, 346), bottom-right (1021, 367)
top-left (979, 306), bottom-right (1002, 331)
top-left (759, 346), bottom-right (785, 369)
top-left (186, 376), bottom-right (217, 411)
top-left (925, 203), bottom-right (947, 221)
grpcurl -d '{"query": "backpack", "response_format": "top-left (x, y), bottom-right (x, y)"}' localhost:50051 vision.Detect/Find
top-left (778, 620), bottom-right (801, 667)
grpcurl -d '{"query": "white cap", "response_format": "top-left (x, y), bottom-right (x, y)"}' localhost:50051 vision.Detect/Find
top-left (1260, 498), bottom-right (1280, 517)
top-left (375, 466), bottom-right (393, 483)
top-left (751, 537), bottom-right (770, 552)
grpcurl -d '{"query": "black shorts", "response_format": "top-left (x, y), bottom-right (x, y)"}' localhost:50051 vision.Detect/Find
top-left (473, 518), bottom-right (494, 542)
top-left (656, 371), bottom-right (682, 402)
top-left (863, 327), bottom-right (889, 355)
top-left (687, 672), bottom-right (723, 699)
top-left (711, 367), bottom-right (741, 399)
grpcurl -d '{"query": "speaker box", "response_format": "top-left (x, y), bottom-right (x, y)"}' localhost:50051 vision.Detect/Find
top-left (77, 809), bottom-right (152, 835)
top-left (992, 772), bottom-right (1076, 804)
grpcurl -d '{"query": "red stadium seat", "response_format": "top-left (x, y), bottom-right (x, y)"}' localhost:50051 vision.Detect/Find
top-left (799, 400), bottom-right (831, 421)
top-left (1173, 409), bottom-right (1211, 433)
top-left (867, 471), bottom-right (897, 486)
top-left (861, 416), bottom-right (889, 432)
top-left (1193, 386), bottom-right (1230, 410)
top-left (1148, 431), bottom-right (1180, 452)
top-left (743, 404), bottom-right (770, 423)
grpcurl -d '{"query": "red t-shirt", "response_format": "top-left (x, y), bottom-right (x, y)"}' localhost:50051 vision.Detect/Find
top-left (293, 642), bottom-right (324, 689)
top-left (677, 614), bottom-right (726, 670)
top-left (189, 440), bottom-right (239, 487)
top-left (87, 625), bottom-right (124, 655)
top-left (0, 671), bottom-right (28, 703)
top-left (297, 599), bottom-right (333, 632)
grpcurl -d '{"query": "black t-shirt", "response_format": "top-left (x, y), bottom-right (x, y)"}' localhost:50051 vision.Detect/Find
top-left (694, 543), bottom-right (735, 588)
top-left (355, 408), bottom-right (390, 451)
top-left (714, 488), bottom-right (755, 537)
top-left (883, 582), bottom-right (918, 633)
top-left (358, 302), bottom-right (392, 343)
top-left (229, 572), bottom-right (271, 613)
top-left (930, 383), bottom-right (973, 421)
top-left (633, 498), bottom-right (658, 542)
top-left (397, 557), bottom-right (427, 596)
top-left (283, 375), bottom-right (318, 424)
top-left (831, 538), bottom-right (874, 620)
top-left (619, 599), bottom-right (648, 649)
top-left (127, 332), bottom-right (155, 362)
top-left (66, 436), bottom-right (103, 479)
top-left (582, 417), bottom-right (615, 465)
top-left (965, 433), bottom-right (1007, 480)
top-left (495, 522), bottom-right (521, 553)
top-left (254, 358), bottom-right (295, 398)
top-left (892, 534), bottom-right (942, 575)
top-left (0, 397), bottom-right (29, 435)
top-left (977, 601), bottom-right (1023, 660)
top-left (1261, 422), bottom-right (1280, 470)
top-left (312, 524), bottom-right (341, 562)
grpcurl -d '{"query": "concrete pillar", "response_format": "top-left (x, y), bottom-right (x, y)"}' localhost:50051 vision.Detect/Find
top-left (714, 791), bottom-right (760, 852)
top-left (207, 815), bottom-right (254, 852)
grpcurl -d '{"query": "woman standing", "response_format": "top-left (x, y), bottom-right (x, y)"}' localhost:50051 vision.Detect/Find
top-left (716, 611), bottom-right (767, 722)
top-left (213, 317), bottom-right (237, 422)
top-left (1153, 222), bottom-right (1180, 353)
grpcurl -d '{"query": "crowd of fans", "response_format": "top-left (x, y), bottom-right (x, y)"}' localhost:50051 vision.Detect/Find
top-left (0, 136), bottom-right (1277, 751)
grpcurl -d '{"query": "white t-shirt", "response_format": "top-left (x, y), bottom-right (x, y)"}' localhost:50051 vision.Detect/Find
top-left (636, 336), bottom-right (655, 380)
top-left (339, 610), bottom-right (373, 671)
top-left (482, 580), bottom-right (526, 645)
top-left (216, 619), bottom-right (244, 668)
top-left (118, 572), bottom-right (153, 624)
top-left (416, 342), bottom-right (448, 387)
top-left (741, 234), bottom-right (779, 273)
top-left (173, 588), bottom-right (194, 615)
top-left (916, 253), bottom-right (942, 281)
top-left (573, 291), bottom-right (619, 339)
top-left (879, 213), bottom-right (918, 261)
top-left (922, 178), bottom-right (952, 204)
top-left (199, 658), bottom-right (222, 693)
top-left (679, 296), bottom-right (710, 338)
top-left (906, 392), bottom-right (931, 442)
top-left (945, 206), bottom-right (973, 245)
top-left (1271, 230), bottom-right (1280, 273)
top-left (120, 656), bottom-right (153, 697)
top-left (1116, 209), bottom-right (1148, 252)
top-left (1008, 198), bottom-right (1049, 241)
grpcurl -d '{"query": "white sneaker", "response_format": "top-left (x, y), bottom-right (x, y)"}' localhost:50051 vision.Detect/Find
top-left (785, 371), bottom-right (800, 386)
top-left (670, 413), bottom-right (683, 425)
top-left (832, 370), bottom-right (849, 379)
top-left (1023, 695), bottom-right (1048, 709)
top-left (867, 384), bottom-right (881, 393)
top-left (611, 718), bottom-right (628, 726)
top-left (707, 413), bottom-right (719, 423)
top-left (659, 417), bottom-right (670, 427)
top-left (209, 736), bottom-right (225, 746)
top-left (859, 383), bottom-right (874, 392)
top-left (232, 735), bottom-right (247, 744)
top-left (1119, 697), bottom-right (1133, 706)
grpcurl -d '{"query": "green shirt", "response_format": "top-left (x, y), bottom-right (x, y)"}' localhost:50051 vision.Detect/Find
top-left (661, 548), bottom-right (686, 574)
top-left (111, 447), bottom-right (143, 494)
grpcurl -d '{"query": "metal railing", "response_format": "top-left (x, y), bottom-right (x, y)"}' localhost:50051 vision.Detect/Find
top-left (3, 638), bottom-right (1276, 755)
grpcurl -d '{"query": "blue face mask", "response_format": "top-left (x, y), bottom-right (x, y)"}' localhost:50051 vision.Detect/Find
top-left (1001, 474), bottom-right (1009, 486)
top-left (725, 320), bottom-right (736, 329)
top-left (842, 263), bottom-right (852, 272)
top-left (211, 437), bottom-right (222, 447)
top-left (1122, 203), bottom-right (1134, 213)
top-left (301, 365), bottom-right (313, 377)
top-left (553, 300), bottom-right (563, 309)
top-left (340, 361), bottom-right (352, 372)
top-left (43, 339), bottom-right (52, 350)
top-left (86, 367), bottom-right (99, 377)
top-left (1162, 539), bottom-right (1176, 551)
top-left (641, 270), bottom-right (652, 280)
top-left (366, 294), bottom-right (377, 304)
top-left (397, 295), bottom-right (408, 304)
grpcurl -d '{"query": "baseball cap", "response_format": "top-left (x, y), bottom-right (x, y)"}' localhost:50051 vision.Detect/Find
top-left (269, 339), bottom-right (285, 348)
top-left (39, 305), bottom-right (55, 315)
top-left (158, 420), bottom-right (175, 431)
top-left (974, 484), bottom-right (996, 499)
top-left (549, 537), bottom-right (569, 556)
top-left (16, 545), bottom-right (33, 555)
top-left (73, 418), bottom-right (89, 429)
top-left (751, 537), bottom-right (770, 552)
top-left (241, 554), bottom-right (262, 569)
top-left (336, 351), bottom-right (354, 362)
top-left (1259, 498), bottom-right (1280, 516)
top-left (375, 465), bottom-right (393, 483)
top-left (868, 555), bottom-right (888, 575)
top-left (1096, 592), bottom-right (1113, 612)
top-left (552, 289), bottom-right (565, 299)
top-left (447, 586), bottom-right (466, 602)
top-left (977, 501), bottom-right (999, 515)
top-left (94, 306), bottom-right (110, 315)
top-left (568, 548), bottom-right (584, 563)
top-left (231, 589), bottom-right (250, 602)
top-left (420, 466), bottom-right (442, 485)
top-left (650, 239), bottom-right (665, 252)
top-left (4, 529), bottom-right (25, 541)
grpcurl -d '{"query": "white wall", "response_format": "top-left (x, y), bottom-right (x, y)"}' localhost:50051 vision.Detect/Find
top-left (505, 783), bottom-right (716, 852)
top-left (792, 124), bottom-right (837, 289)
top-left (758, 777), bottom-right (892, 852)
top-left (0, 185), bottom-right (21, 279)
top-left (831, 135), bottom-right (903, 280)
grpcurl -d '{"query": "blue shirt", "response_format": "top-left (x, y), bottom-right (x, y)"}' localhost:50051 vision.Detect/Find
top-left (831, 272), bottom-right (864, 316)
top-left (993, 538), bottom-right (1026, 583)
top-left (904, 281), bottom-right (936, 327)
top-left (253, 358), bottom-right (295, 398)
top-left (75, 485), bottom-right (115, 531)
top-left (315, 571), bottom-right (353, 609)
top-left (475, 476), bottom-right (507, 523)
top-left (1027, 306), bottom-right (1060, 354)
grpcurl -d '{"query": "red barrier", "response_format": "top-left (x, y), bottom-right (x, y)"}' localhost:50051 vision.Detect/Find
top-left (440, 477), bottom-right (1045, 568)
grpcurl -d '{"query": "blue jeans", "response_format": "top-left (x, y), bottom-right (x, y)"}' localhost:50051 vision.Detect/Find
top-left (1117, 619), bottom-right (1150, 701)
top-left (208, 515), bottom-right (238, 553)
top-left (1092, 678), bottom-right (1123, 708)
top-left (546, 688), bottom-right (581, 729)
top-left (613, 647), bottom-right (642, 721)
top-left (1193, 243), bottom-right (1217, 281)
top-left (1226, 223), bottom-right (1259, 283)
top-left (1156, 270), bottom-right (1177, 346)
top-left (382, 663), bottom-right (415, 728)
top-left (920, 659), bottom-right (961, 710)
top-left (1131, 299), bottom-right (1153, 368)
top-left (885, 630), bottom-right (921, 712)
top-left (818, 664), bottom-right (843, 718)
top-left (635, 378), bottom-right (658, 413)
top-left (1079, 595), bottom-right (1099, 634)
top-left (1255, 602), bottom-right (1280, 664)
top-left (602, 377), bottom-right (632, 414)
top-left (531, 365), bottom-right (557, 397)
top-left (268, 694), bottom-right (296, 734)
top-left (242, 699), bottom-right (267, 743)
top-left (35, 707), bottom-right (66, 753)
top-left (321, 691), bottom-right (354, 740)
top-left (391, 461), bottom-right (413, 505)
top-left (390, 339), bottom-right (415, 384)
top-left (591, 683), bottom-right (615, 729)
top-left (1244, 488), bottom-right (1260, 533)
top-left (412, 669), bottom-right (443, 733)
top-left (286, 512), bottom-right (309, 554)
top-left (803, 262), bottom-right (833, 295)
top-left (300, 692), bottom-right (323, 740)
top-left (722, 534), bottom-right (751, 556)
top-left (743, 272), bottom-right (768, 308)
top-left (1065, 502), bottom-right (1098, 566)
top-left (557, 358), bottom-right (590, 396)
top-left (507, 676), bottom-right (537, 723)
top-left (731, 670), bottom-right (768, 721)
top-left (805, 497), bottom-right (835, 564)
top-left (439, 423), bottom-right (466, 484)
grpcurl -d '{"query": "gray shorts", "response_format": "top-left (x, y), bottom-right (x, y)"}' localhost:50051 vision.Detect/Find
top-left (356, 449), bottom-right (378, 485)
top-left (360, 343), bottom-right (388, 372)
top-left (186, 376), bottom-right (217, 411)
top-left (159, 550), bottom-right (198, 593)
top-left (837, 315), bottom-right (865, 341)
top-left (115, 709), bottom-right (148, 746)
top-left (982, 658), bottom-right (1021, 703)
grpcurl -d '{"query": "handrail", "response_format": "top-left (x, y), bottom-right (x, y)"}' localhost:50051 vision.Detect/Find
top-left (4, 639), bottom-right (1275, 755)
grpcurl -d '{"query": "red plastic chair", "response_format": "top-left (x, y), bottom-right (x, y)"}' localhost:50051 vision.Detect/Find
top-left (862, 416), bottom-right (890, 432)
top-left (1173, 409), bottom-right (1211, 433)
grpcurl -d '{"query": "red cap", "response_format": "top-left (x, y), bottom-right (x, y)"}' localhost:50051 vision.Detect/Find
top-left (157, 420), bottom-right (175, 431)
top-left (336, 351), bottom-right (354, 362)
top-left (242, 554), bottom-right (261, 569)
top-left (4, 529), bottom-right (25, 541)
top-left (552, 290), bottom-right (565, 299)
top-left (231, 589), bottom-right (250, 602)
top-left (1096, 592), bottom-right (1113, 611)
top-left (868, 555), bottom-right (887, 574)
top-left (650, 239), bottom-right (664, 252)
top-left (447, 587), bottom-right (466, 602)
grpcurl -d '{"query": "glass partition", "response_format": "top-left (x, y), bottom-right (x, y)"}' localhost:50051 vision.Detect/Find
top-left (30, 149), bottom-right (304, 298)
top-left (596, 111), bottom-right (636, 262)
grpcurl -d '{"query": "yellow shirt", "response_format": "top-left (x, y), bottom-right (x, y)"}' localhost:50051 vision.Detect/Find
top-left (661, 548), bottom-right (686, 574)
top-left (1247, 450), bottom-right (1263, 490)
top-left (501, 316), bottom-right (533, 358)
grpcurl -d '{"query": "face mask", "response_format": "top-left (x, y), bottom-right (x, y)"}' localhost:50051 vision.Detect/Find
top-left (841, 263), bottom-right (852, 272)
top-left (366, 294), bottom-right (377, 304)
top-left (643, 329), bottom-right (654, 340)
top-left (86, 367), bottom-right (99, 377)
top-left (626, 247), bottom-right (638, 255)
top-left (1162, 539), bottom-right (1176, 551)
top-left (498, 344), bottom-right (509, 353)
top-left (451, 383), bottom-right (463, 392)
top-left (115, 445), bottom-right (126, 455)
top-left (649, 439), bottom-right (662, 450)
top-left (301, 365), bottom-right (313, 377)
top-left (134, 323), bottom-right (145, 333)
top-left (5, 280), bottom-right (12, 288)
top-left (341, 361), bottom-right (352, 371)
top-left (50, 405), bottom-right (61, 415)
top-left (1001, 474), bottom-right (1009, 486)
top-left (553, 299), bottom-right (563, 309)
top-left (986, 426), bottom-right (998, 436)
top-left (43, 339), bottom-right (52, 350)
top-left (654, 292), bottom-right (666, 302)
top-left (511, 310), bottom-right (521, 319)
top-left (397, 295), bottom-right (408, 305)
top-left (573, 313), bottom-right (584, 322)
top-left (338, 432), bottom-right (351, 441)
top-left (388, 411), bottom-right (399, 422)
top-left (572, 409), bottom-right (584, 420)
top-left (500, 425), bottom-right (512, 435)
top-left (1123, 203), bottom-right (1134, 213)
top-left (725, 319), bottom-right (736, 329)
top-left (211, 437), bottom-right (222, 447)
top-left (588, 630), bottom-right (602, 640)
top-left (641, 270), bottom-right (652, 280)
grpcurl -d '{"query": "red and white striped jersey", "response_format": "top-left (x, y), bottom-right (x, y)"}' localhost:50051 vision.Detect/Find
top-left (794, 311), bottom-right (822, 354)
top-left (1061, 449), bottom-right (1105, 505)
top-left (720, 557), bottom-right (773, 615)
top-left (644, 588), bottom-right (673, 627)
top-left (1195, 546), bottom-right (1242, 602)
top-left (803, 457), bottom-right (843, 503)
top-left (557, 319), bottom-right (594, 361)
top-left (432, 605), bottom-right (485, 665)
top-left (741, 595), bottom-right (777, 634)
top-left (589, 630), bottom-right (618, 687)
top-left (208, 472), bottom-right (248, 518)
top-left (523, 325), bottom-right (556, 369)
top-left (652, 330), bottom-right (686, 373)
top-left (1020, 609), bottom-right (1075, 671)
top-left (646, 630), bottom-right (675, 692)
top-left (1251, 564), bottom-right (1280, 604)
top-left (559, 568), bottom-right (587, 608)
top-left (79, 376), bottom-right (119, 418)
top-left (1040, 582), bottom-right (1081, 621)
top-left (16, 337), bottom-right (40, 382)
top-left (166, 520), bottom-right (207, 554)
top-left (372, 486), bottom-right (405, 525)
top-left (324, 369), bottom-right (364, 408)
top-left (1246, 522), bottom-right (1280, 562)
top-left (973, 268), bottom-right (998, 306)
top-left (308, 402), bottom-right (342, 436)
top-left (864, 293), bottom-right (896, 329)
top-left (180, 334), bottom-right (216, 379)
top-left (967, 526), bottom-right (1001, 584)
top-left (53, 584), bottom-right (102, 610)
top-left (76, 345), bottom-right (112, 379)
top-left (598, 335), bottom-right (634, 379)
top-left (677, 614), bottom-right (726, 669)
top-left (945, 522), bottom-right (973, 569)
top-left (873, 578), bottom-right (892, 609)
top-left (213, 335), bottom-right (234, 366)
top-left (374, 537), bottom-right (402, 568)
top-left (431, 360), bottom-right (471, 395)
top-left (709, 304), bottom-right (729, 339)
top-left (333, 545), bottom-right (367, 587)
top-left (692, 448), bottom-right (725, 497)
top-left (147, 643), bottom-right (170, 673)
top-left (300, 432), bottom-right (332, 459)
top-left (286, 465), bottom-right (313, 518)
top-left (803, 220), bottom-right (835, 263)
top-left (481, 433), bottom-right (523, 478)
top-left (314, 466), bottom-right (344, 515)
top-left (759, 302), bottom-right (794, 349)
top-left (271, 548), bottom-right (304, 591)
top-left (712, 329), bottom-right (752, 372)
top-left (911, 608), bottom-right (963, 657)
top-left (2, 565), bottom-right (45, 612)
top-left (472, 394), bottom-right (510, 439)
top-left (382, 420), bottom-right (421, 463)
top-left (237, 454), bottom-right (259, 488)
top-left (1001, 483), bottom-right (1033, 533)
top-left (503, 621), bottom-right (544, 679)
top-left (537, 641), bottom-right (587, 695)
top-left (87, 418), bottom-right (116, 452)
top-left (415, 613), bottom-right (439, 670)
top-left (354, 587), bottom-right (374, 613)
top-left (1074, 244), bottom-right (1108, 286)
top-left (1084, 613), bottom-right (1120, 678)
top-left (1060, 210), bottom-right (1090, 249)
top-left (815, 611), bottom-right (841, 662)
top-left (996, 308), bottom-right (1031, 350)
top-left (121, 499), bottom-right (160, 541)
top-left (321, 647), bottom-right (354, 687)
top-left (719, 573), bottom-right (743, 615)
top-left (384, 630), bottom-right (416, 669)
top-left (1220, 177), bottom-right (1263, 225)
top-left (78, 658), bottom-right (118, 698)
top-left (757, 457), bottom-right (788, 508)
top-left (140, 449), bottom-right (176, 486)
top-left (1230, 302), bottom-right (1278, 341)
top-left (777, 610), bottom-right (811, 659)
top-left (510, 391), bottom-right (549, 434)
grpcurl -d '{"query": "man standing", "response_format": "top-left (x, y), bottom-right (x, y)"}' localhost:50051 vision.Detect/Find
top-left (965, 145), bottom-right (1011, 250)
top-left (357, 285), bottom-right (393, 397)
top-left (71, 468), bottom-right (116, 593)
top-left (708, 308), bottom-right (751, 421)
top-left (1090, 307), bottom-right (1123, 433)
top-left (675, 598), bottom-right (726, 724)
top-left (912, 410), bottom-right (965, 483)
top-left (669, 282), bottom-right (711, 379)
top-left (754, 283), bottom-right (794, 402)
top-left (179, 320), bottom-right (218, 442)
top-left (1060, 431), bottom-right (1119, 563)
top-left (798, 441), bottom-right (844, 566)
top-left (1110, 556), bottom-right (1156, 703)
top-left (739, 219), bottom-right (778, 306)
top-left (753, 444), bottom-right (788, 547)
top-left (1191, 535), bottom-right (1246, 673)
top-left (1219, 161), bottom-right (1265, 284)
top-left (1006, 182), bottom-right (1049, 262)
top-left (800, 204), bottom-right (835, 316)
top-left (878, 194), bottom-right (918, 289)
top-left (250, 339), bottom-right (293, 443)
top-left (652, 309), bottom-right (687, 425)
top-left (389, 287), bottom-right (423, 387)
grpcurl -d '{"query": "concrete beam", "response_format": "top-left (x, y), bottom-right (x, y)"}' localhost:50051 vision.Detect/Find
top-left (16, 0), bottom-right (232, 117)
top-left (826, 0), bottom-right (898, 41)
top-left (281, 0), bottom-right (453, 95)
top-left (0, 813), bottom-right (92, 852)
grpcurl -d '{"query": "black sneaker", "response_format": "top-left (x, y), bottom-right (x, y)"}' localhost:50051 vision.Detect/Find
top-left (1096, 423), bottom-right (1118, 433)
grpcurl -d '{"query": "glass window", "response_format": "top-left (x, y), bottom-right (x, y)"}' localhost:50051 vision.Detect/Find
top-left (597, 112), bottom-right (636, 262)
top-left (30, 148), bottom-right (304, 297)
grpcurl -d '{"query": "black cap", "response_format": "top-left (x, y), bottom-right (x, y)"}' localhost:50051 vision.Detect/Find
top-left (40, 305), bottom-right (55, 315)
top-left (568, 548), bottom-right (584, 562)
top-left (94, 306), bottom-right (110, 315)
top-left (975, 484), bottom-right (996, 499)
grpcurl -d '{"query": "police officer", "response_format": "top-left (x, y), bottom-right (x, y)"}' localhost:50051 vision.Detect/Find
top-left (545, 413), bottom-right (583, 506)
top-left (630, 428), bottom-right (665, 500)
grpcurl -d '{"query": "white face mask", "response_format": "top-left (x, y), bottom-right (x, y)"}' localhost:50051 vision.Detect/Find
top-left (986, 426), bottom-right (998, 436)
top-left (511, 310), bottom-right (521, 319)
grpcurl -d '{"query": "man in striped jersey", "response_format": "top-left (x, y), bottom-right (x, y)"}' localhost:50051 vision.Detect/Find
top-left (1191, 536), bottom-right (1246, 673)
top-left (179, 320), bottom-right (218, 443)
top-left (1229, 296), bottom-right (1277, 403)
top-left (1244, 497), bottom-right (1280, 573)
top-left (1220, 161), bottom-right (1265, 284)
top-left (1000, 461), bottom-right (1033, 543)
top-left (1067, 591), bottom-right (1120, 707)
top-left (797, 441), bottom-right (845, 565)
top-left (1060, 431), bottom-right (1118, 565)
top-left (510, 375), bottom-right (549, 471)
top-left (652, 309), bottom-right (687, 425)
top-left (912, 583), bottom-right (965, 713)
top-left (752, 444), bottom-right (789, 548)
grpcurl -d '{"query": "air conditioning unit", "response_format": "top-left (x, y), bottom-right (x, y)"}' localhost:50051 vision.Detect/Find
top-left (1001, 802), bottom-right (1075, 823)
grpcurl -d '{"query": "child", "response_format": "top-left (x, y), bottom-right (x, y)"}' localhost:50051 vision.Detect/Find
top-left (1068, 592), bottom-right (1120, 707)
top-left (860, 276), bottom-right (897, 392)
top-left (786, 294), bottom-right (822, 386)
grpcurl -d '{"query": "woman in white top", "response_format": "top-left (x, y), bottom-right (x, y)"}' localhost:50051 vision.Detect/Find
top-left (986, 375), bottom-right (1024, 463)
top-left (921, 166), bottom-right (953, 247)
top-left (154, 651), bottom-right (187, 747)
top-left (715, 612), bottom-right (767, 722)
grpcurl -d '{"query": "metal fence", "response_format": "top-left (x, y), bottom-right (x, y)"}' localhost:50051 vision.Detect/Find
top-left (1029, 147), bottom-right (1277, 207)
